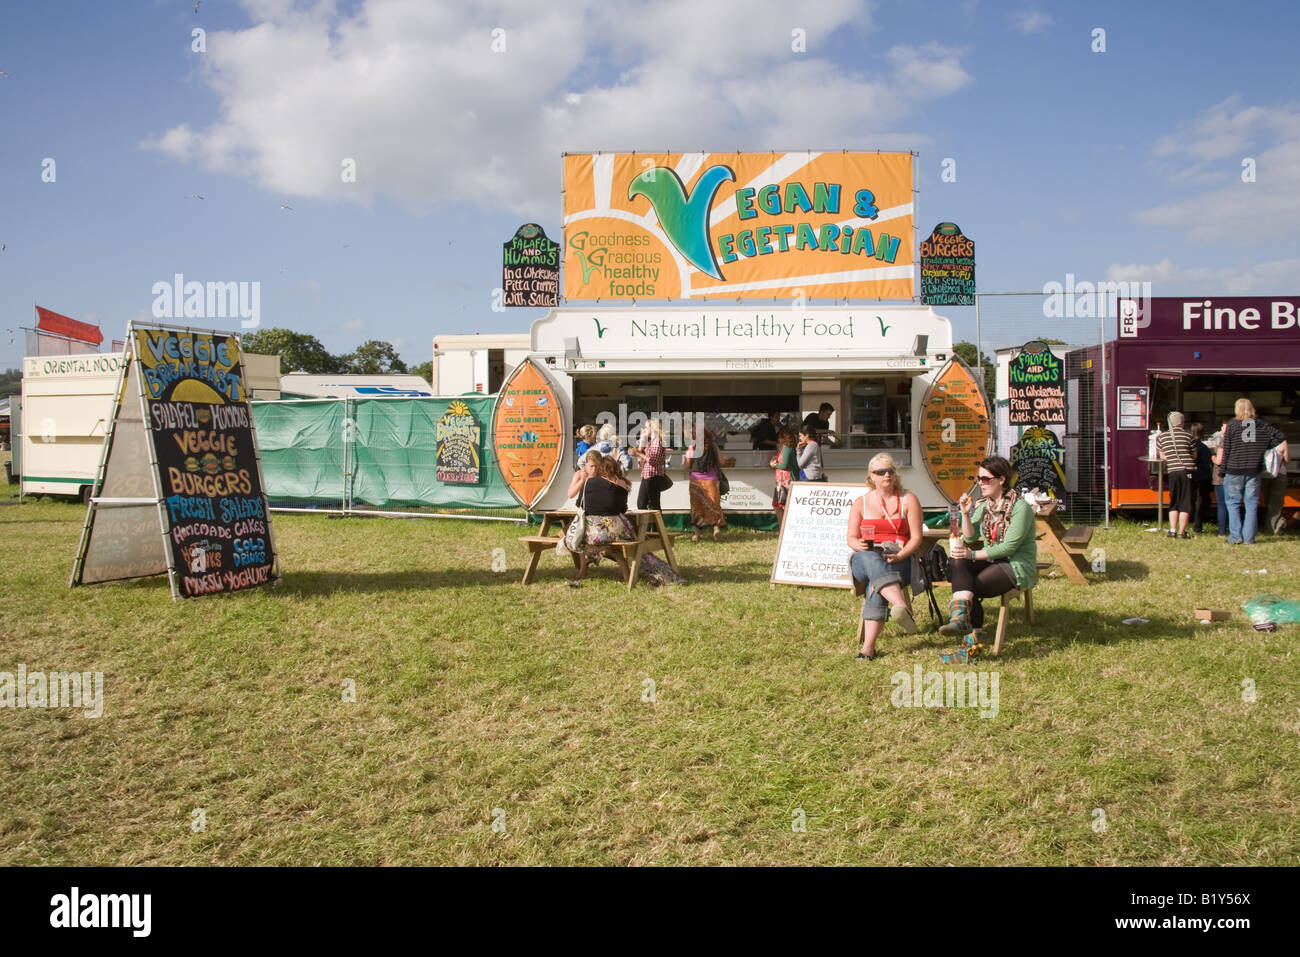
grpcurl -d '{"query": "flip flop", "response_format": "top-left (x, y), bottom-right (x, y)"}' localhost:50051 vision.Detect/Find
top-left (890, 603), bottom-right (918, 634)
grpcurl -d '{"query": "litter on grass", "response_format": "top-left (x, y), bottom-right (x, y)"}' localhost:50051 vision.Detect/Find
top-left (1122, 617), bottom-right (1150, 625)
top-left (1242, 595), bottom-right (1300, 624)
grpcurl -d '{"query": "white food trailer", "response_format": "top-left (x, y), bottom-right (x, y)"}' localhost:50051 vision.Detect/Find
top-left (508, 304), bottom-right (959, 513)
top-left (20, 351), bottom-right (281, 502)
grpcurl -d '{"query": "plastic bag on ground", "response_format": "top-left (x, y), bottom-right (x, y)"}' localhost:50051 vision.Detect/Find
top-left (1242, 594), bottom-right (1300, 624)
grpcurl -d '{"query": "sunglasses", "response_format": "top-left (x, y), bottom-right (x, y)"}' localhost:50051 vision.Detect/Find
top-left (977, 475), bottom-right (997, 483)
top-left (872, 468), bottom-right (895, 476)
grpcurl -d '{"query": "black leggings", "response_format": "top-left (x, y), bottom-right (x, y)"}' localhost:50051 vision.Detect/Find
top-left (637, 475), bottom-right (665, 511)
top-left (948, 558), bottom-right (1018, 628)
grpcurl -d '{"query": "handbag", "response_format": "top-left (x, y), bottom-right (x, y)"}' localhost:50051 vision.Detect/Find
top-left (561, 481), bottom-right (589, 552)
top-left (718, 469), bottom-right (730, 497)
top-left (1264, 444), bottom-right (1286, 478)
top-left (655, 473), bottom-right (674, 492)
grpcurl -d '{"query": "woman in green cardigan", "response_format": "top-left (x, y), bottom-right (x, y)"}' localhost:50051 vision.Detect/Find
top-left (940, 455), bottom-right (1038, 661)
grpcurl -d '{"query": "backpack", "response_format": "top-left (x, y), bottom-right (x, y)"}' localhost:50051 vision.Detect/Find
top-left (915, 544), bottom-right (949, 628)
top-left (922, 542), bottom-right (949, 585)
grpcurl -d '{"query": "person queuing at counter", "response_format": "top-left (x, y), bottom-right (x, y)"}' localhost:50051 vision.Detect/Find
top-left (1189, 422), bottom-right (1215, 536)
top-left (631, 417), bottom-right (671, 512)
top-left (770, 427), bottom-right (798, 526)
top-left (845, 453), bottom-right (922, 660)
top-left (800, 402), bottom-right (840, 448)
top-left (1215, 398), bottom-right (1288, 545)
top-left (796, 424), bottom-right (826, 482)
top-left (940, 456), bottom-right (1038, 663)
top-left (575, 424), bottom-right (598, 460)
top-left (1156, 411), bottom-right (1197, 539)
top-left (750, 411), bottom-right (781, 451)
top-left (683, 425), bottom-right (734, 542)
top-left (564, 452), bottom-right (635, 587)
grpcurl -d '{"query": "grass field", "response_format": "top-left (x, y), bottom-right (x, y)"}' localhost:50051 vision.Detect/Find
top-left (1, 490), bottom-right (1297, 866)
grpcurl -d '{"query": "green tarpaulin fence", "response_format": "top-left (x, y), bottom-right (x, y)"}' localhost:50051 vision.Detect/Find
top-left (252, 396), bottom-right (519, 511)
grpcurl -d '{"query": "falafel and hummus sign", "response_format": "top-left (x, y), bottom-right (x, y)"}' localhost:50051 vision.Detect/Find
top-left (503, 223), bottom-right (560, 307)
top-left (71, 323), bottom-right (280, 600)
top-left (1008, 340), bottom-right (1065, 425)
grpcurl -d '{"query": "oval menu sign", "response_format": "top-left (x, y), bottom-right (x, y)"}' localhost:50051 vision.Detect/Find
top-left (492, 359), bottom-right (565, 509)
top-left (919, 358), bottom-right (990, 504)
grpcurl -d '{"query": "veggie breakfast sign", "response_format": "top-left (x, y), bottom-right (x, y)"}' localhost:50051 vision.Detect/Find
top-left (562, 151), bottom-right (915, 301)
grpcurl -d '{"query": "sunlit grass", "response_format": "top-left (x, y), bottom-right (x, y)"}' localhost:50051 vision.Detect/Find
top-left (1, 492), bottom-right (1296, 865)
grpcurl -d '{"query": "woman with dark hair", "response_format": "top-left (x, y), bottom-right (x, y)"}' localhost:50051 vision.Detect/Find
top-left (683, 425), bottom-right (732, 541)
top-left (564, 453), bottom-right (635, 586)
top-left (940, 455), bottom-right (1038, 662)
top-left (770, 427), bottom-right (798, 526)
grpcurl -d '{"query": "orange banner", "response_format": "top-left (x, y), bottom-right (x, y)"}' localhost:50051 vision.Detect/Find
top-left (562, 151), bottom-right (914, 301)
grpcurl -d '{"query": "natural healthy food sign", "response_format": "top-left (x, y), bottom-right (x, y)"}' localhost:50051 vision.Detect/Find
top-left (563, 151), bottom-right (914, 301)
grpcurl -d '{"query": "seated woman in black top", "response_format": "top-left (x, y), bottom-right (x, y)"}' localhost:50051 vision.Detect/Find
top-left (564, 453), bottom-right (636, 585)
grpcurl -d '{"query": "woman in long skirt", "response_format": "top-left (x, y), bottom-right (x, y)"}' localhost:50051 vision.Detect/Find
top-left (684, 426), bottom-right (727, 541)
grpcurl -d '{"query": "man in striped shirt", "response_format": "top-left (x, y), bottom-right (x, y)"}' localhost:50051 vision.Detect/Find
top-left (1156, 411), bottom-right (1197, 538)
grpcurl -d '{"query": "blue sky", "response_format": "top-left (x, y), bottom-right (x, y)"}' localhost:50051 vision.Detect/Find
top-left (3, 0), bottom-right (1298, 371)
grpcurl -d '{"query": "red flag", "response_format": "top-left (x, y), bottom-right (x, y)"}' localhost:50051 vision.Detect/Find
top-left (35, 305), bottom-right (103, 345)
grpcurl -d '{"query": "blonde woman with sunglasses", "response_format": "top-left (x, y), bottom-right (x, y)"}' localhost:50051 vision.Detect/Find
top-left (845, 453), bottom-right (923, 659)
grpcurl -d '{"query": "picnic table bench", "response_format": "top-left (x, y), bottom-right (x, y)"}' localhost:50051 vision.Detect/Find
top-left (520, 508), bottom-right (681, 590)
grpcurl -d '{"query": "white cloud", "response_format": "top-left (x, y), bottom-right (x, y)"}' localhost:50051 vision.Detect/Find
top-left (1009, 10), bottom-right (1051, 34)
top-left (142, 0), bottom-right (969, 217)
top-left (1106, 256), bottom-right (1300, 295)
top-left (1138, 99), bottom-right (1300, 245)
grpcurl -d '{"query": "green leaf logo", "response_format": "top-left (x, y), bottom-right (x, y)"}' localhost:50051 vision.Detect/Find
top-left (628, 164), bottom-right (735, 279)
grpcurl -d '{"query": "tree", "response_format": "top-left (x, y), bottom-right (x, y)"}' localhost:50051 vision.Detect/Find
top-left (410, 360), bottom-right (432, 385)
top-left (339, 340), bottom-right (408, 375)
top-left (0, 368), bottom-right (21, 397)
top-left (953, 341), bottom-right (996, 402)
top-left (242, 328), bottom-right (341, 374)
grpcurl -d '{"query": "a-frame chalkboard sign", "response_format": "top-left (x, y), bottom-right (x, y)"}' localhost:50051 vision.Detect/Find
top-left (70, 322), bottom-right (281, 599)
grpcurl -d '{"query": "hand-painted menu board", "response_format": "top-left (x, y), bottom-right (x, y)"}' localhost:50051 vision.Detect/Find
top-left (771, 482), bottom-right (866, 588)
top-left (436, 401), bottom-right (482, 484)
top-left (1011, 426), bottom-right (1066, 496)
top-left (1008, 343), bottom-right (1065, 425)
top-left (136, 327), bottom-right (279, 597)
top-left (503, 223), bottom-right (560, 307)
top-left (72, 323), bottom-right (280, 599)
top-left (918, 358), bottom-right (991, 504)
top-left (919, 222), bottom-right (975, 306)
top-left (493, 359), bottom-right (565, 509)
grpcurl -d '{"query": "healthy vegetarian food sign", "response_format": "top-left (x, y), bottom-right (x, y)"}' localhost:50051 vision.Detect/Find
top-left (770, 482), bottom-right (866, 589)
top-left (71, 323), bottom-right (280, 599)
top-left (562, 151), bottom-right (915, 301)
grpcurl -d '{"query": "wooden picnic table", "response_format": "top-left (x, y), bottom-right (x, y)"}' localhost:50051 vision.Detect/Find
top-left (519, 508), bottom-right (681, 590)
